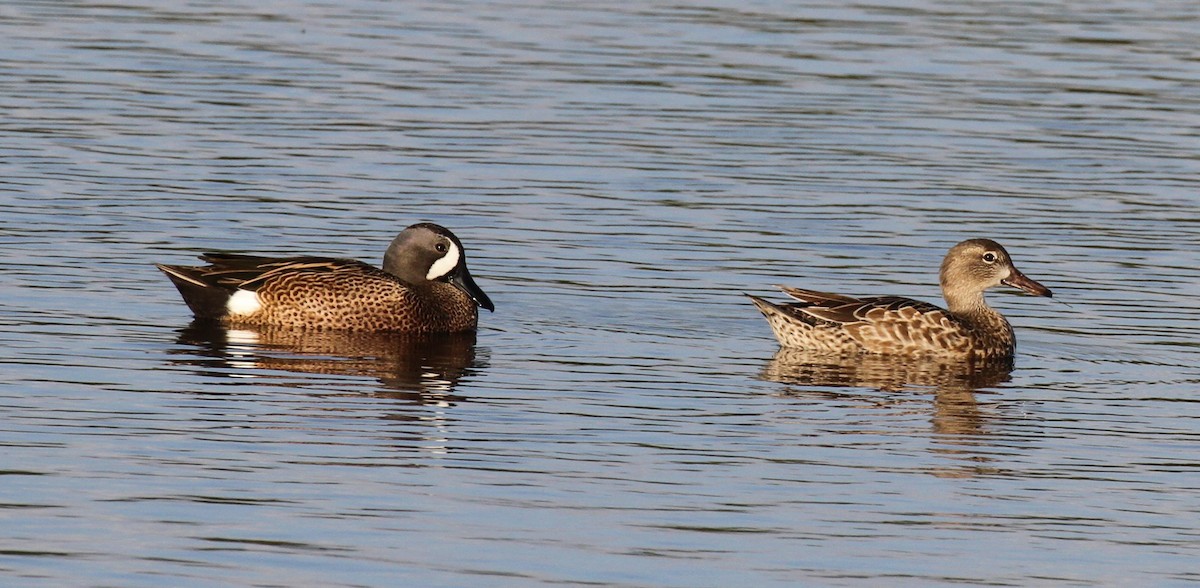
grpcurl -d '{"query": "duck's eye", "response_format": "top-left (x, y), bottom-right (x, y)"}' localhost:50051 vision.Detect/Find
top-left (435, 243), bottom-right (448, 253)
top-left (982, 252), bottom-right (997, 263)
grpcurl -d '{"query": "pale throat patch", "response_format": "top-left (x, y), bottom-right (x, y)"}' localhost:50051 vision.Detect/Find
top-left (227, 289), bottom-right (262, 316)
top-left (425, 242), bottom-right (461, 280)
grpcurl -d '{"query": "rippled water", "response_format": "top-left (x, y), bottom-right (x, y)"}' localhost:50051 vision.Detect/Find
top-left (2, 0), bottom-right (1199, 585)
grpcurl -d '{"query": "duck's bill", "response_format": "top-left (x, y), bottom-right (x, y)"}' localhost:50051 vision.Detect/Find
top-left (450, 267), bottom-right (495, 312)
top-left (1002, 269), bottom-right (1052, 298)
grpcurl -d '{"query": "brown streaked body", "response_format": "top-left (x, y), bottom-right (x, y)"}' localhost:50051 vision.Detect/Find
top-left (747, 239), bottom-right (1051, 358)
top-left (157, 223), bottom-right (494, 333)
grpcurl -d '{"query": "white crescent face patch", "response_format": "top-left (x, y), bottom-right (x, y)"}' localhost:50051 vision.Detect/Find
top-left (426, 241), bottom-right (461, 281)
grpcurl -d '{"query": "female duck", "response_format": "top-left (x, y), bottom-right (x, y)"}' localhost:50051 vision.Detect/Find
top-left (747, 239), bottom-right (1051, 358)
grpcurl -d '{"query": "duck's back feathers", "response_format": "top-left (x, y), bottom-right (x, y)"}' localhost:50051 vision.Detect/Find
top-left (196, 254), bottom-right (382, 289)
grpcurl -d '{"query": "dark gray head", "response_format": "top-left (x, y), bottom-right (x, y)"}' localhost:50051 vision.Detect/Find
top-left (939, 238), bottom-right (1051, 311)
top-left (383, 223), bottom-right (494, 312)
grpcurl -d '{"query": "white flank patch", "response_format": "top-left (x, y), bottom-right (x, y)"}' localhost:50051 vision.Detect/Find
top-left (426, 242), bottom-right (461, 280)
top-left (227, 289), bottom-right (262, 316)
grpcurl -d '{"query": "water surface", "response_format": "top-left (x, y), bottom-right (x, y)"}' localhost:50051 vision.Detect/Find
top-left (2, 0), bottom-right (1199, 586)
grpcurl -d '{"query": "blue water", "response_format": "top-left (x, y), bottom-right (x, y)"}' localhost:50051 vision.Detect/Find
top-left (2, 0), bottom-right (1198, 586)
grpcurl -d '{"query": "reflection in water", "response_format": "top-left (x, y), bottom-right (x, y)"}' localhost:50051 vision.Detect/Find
top-left (760, 349), bottom-right (1014, 439)
top-left (171, 322), bottom-right (487, 405)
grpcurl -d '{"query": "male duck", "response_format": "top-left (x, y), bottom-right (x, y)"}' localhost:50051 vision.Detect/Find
top-left (747, 239), bottom-right (1050, 357)
top-left (157, 223), bottom-right (494, 332)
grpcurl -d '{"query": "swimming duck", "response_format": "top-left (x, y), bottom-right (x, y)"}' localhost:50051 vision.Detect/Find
top-left (157, 223), bottom-right (494, 332)
top-left (747, 239), bottom-right (1050, 357)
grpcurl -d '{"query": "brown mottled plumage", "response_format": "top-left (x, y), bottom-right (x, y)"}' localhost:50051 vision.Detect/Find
top-left (747, 239), bottom-right (1051, 358)
top-left (157, 223), bottom-right (494, 332)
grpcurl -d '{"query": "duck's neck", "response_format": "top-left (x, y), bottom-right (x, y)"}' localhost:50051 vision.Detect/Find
top-left (947, 294), bottom-right (1015, 354)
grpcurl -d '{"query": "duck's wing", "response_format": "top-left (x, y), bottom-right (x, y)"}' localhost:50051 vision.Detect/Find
top-left (793, 293), bottom-right (947, 324)
top-left (779, 288), bottom-right (962, 348)
top-left (193, 254), bottom-right (385, 291)
top-left (158, 254), bottom-right (386, 292)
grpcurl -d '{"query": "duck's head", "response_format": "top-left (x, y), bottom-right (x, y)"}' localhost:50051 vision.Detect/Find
top-left (384, 223), bottom-right (495, 312)
top-left (939, 239), bottom-right (1051, 311)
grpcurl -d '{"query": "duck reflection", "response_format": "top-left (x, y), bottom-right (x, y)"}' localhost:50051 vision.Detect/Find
top-left (760, 349), bottom-right (1014, 438)
top-left (172, 321), bottom-right (487, 405)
